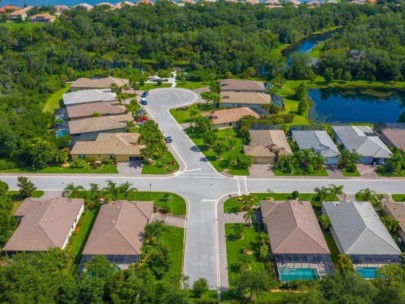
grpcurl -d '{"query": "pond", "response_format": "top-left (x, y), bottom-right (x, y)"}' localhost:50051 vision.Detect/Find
top-left (308, 88), bottom-right (405, 124)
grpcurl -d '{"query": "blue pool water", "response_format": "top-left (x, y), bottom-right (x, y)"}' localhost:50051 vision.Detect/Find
top-left (279, 268), bottom-right (319, 282)
top-left (56, 129), bottom-right (69, 137)
top-left (308, 88), bottom-right (405, 124)
top-left (356, 267), bottom-right (379, 279)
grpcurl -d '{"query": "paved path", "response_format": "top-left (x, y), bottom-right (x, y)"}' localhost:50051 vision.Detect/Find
top-left (150, 213), bottom-right (186, 228)
top-left (2, 88), bottom-right (405, 290)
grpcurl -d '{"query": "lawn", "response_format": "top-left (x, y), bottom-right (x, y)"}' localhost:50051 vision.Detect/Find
top-left (323, 231), bottom-right (340, 265)
top-left (161, 226), bottom-right (184, 277)
top-left (282, 97), bottom-right (311, 125)
top-left (136, 82), bottom-right (171, 91)
top-left (43, 85), bottom-right (70, 113)
top-left (392, 194), bottom-right (405, 202)
top-left (170, 103), bottom-right (213, 124)
top-left (223, 193), bottom-right (315, 213)
top-left (0, 164), bottom-right (118, 174)
top-left (377, 170), bottom-right (405, 177)
top-left (342, 168), bottom-right (361, 177)
top-left (10, 190), bottom-right (45, 214)
top-left (142, 151), bottom-right (179, 174)
top-left (188, 128), bottom-right (249, 176)
top-left (176, 80), bottom-right (209, 90)
top-left (273, 167), bottom-right (328, 177)
top-left (308, 41), bottom-right (326, 58)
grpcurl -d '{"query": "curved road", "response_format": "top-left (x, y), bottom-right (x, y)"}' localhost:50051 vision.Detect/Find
top-left (2, 88), bottom-right (405, 289)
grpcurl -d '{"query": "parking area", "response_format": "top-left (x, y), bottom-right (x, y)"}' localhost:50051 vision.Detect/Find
top-left (117, 161), bottom-right (143, 176)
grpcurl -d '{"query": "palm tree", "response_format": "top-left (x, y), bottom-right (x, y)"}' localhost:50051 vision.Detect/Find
top-left (384, 149), bottom-right (405, 173)
top-left (118, 182), bottom-right (138, 199)
top-left (240, 195), bottom-right (255, 212)
top-left (338, 149), bottom-right (361, 172)
top-left (144, 220), bottom-right (165, 245)
top-left (243, 208), bottom-right (256, 227)
top-left (89, 183), bottom-right (101, 198)
top-left (63, 183), bottom-right (85, 198)
top-left (356, 188), bottom-right (376, 202)
top-left (314, 186), bottom-right (330, 203)
top-left (103, 180), bottom-right (120, 200)
top-left (328, 184), bottom-right (345, 199)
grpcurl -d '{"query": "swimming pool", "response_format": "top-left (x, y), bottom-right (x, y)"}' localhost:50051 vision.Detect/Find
top-left (356, 267), bottom-right (379, 279)
top-left (56, 129), bottom-right (69, 138)
top-left (279, 267), bottom-right (319, 282)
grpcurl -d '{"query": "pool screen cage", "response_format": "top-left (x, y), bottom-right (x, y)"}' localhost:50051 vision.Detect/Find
top-left (350, 254), bottom-right (402, 266)
top-left (274, 254), bottom-right (334, 278)
top-left (79, 255), bottom-right (139, 271)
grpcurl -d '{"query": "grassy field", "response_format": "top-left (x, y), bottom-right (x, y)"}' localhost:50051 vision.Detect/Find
top-left (0, 163), bottom-right (118, 174)
top-left (43, 85), bottom-right (70, 113)
top-left (274, 167), bottom-right (328, 177)
top-left (142, 151), bottom-right (179, 174)
top-left (176, 80), bottom-right (209, 90)
top-left (282, 97), bottom-right (311, 125)
top-left (392, 194), bottom-right (405, 202)
top-left (10, 190), bottom-right (45, 214)
top-left (308, 42), bottom-right (325, 58)
top-left (136, 83), bottom-right (171, 91)
top-left (161, 226), bottom-right (184, 277)
top-left (170, 103), bottom-right (214, 124)
top-left (342, 168), bottom-right (361, 177)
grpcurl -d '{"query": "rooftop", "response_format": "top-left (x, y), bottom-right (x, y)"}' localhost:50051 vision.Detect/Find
top-left (66, 101), bottom-right (126, 119)
top-left (385, 202), bottom-right (405, 236)
top-left (380, 128), bottom-right (405, 151)
top-left (202, 107), bottom-right (259, 125)
top-left (220, 79), bottom-right (266, 92)
top-left (249, 129), bottom-right (292, 154)
top-left (292, 130), bottom-right (339, 158)
top-left (220, 92), bottom-right (271, 105)
top-left (68, 115), bottom-right (130, 135)
top-left (63, 89), bottom-right (117, 106)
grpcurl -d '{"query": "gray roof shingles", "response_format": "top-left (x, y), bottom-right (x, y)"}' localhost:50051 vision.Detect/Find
top-left (292, 130), bottom-right (339, 158)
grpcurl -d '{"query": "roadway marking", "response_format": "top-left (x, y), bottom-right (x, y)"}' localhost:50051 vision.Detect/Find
top-left (185, 168), bottom-right (201, 172)
top-left (243, 177), bottom-right (249, 195)
top-left (236, 178), bottom-right (241, 196)
top-left (201, 199), bottom-right (217, 202)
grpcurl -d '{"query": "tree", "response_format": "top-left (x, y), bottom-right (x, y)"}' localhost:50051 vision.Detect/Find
top-left (212, 141), bottom-right (227, 158)
top-left (202, 131), bottom-right (216, 147)
top-left (381, 215), bottom-right (399, 233)
top-left (314, 186), bottom-right (330, 203)
top-left (233, 269), bottom-right (274, 301)
top-left (294, 82), bottom-right (307, 100)
top-left (291, 190), bottom-right (299, 199)
top-left (336, 254), bottom-right (354, 272)
top-left (118, 182), bottom-right (137, 199)
top-left (142, 244), bottom-right (171, 279)
top-left (63, 183), bottom-right (85, 198)
top-left (209, 80), bottom-right (220, 94)
top-left (298, 98), bottom-right (308, 115)
top-left (103, 180), bottom-right (120, 200)
top-left (243, 209), bottom-right (256, 227)
top-left (236, 154), bottom-right (253, 170)
top-left (144, 220), bottom-right (165, 245)
top-left (355, 188), bottom-right (376, 202)
top-left (192, 278), bottom-right (209, 298)
top-left (233, 223), bottom-right (244, 240)
top-left (318, 214), bottom-right (331, 231)
top-left (328, 184), bottom-right (344, 199)
top-left (201, 92), bottom-right (220, 107)
top-left (24, 137), bottom-right (56, 169)
top-left (338, 150), bottom-right (361, 172)
top-left (17, 176), bottom-right (37, 198)
top-left (380, 149), bottom-right (405, 174)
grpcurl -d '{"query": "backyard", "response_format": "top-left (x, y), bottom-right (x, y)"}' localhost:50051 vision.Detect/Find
top-left (43, 85), bottom-right (70, 113)
top-left (170, 103), bottom-right (214, 124)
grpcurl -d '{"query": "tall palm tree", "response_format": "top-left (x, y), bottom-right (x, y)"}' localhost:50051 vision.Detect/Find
top-left (118, 182), bottom-right (138, 199)
top-left (243, 209), bottom-right (256, 227)
top-left (328, 184), bottom-right (345, 199)
top-left (240, 195), bottom-right (255, 212)
top-left (63, 183), bottom-right (85, 198)
top-left (356, 188), bottom-right (375, 202)
top-left (314, 186), bottom-right (330, 203)
top-left (144, 220), bottom-right (165, 245)
top-left (103, 180), bottom-right (120, 200)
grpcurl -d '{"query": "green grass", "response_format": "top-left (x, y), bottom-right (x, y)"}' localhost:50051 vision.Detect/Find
top-left (274, 167), bottom-right (328, 176)
top-left (342, 168), bottom-right (361, 177)
top-left (308, 41), bottom-right (326, 58)
top-left (188, 128), bottom-right (249, 176)
top-left (377, 170), bottom-right (405, 177)
top-left (392, 194), bottom-right (405, 202)
top-left (0, 164), bottom-right (118, 174)
top-left (136, 83), bottom-right (171, 91)
top-left (43, 85), bottom-right (70, 113)
top-left (10, 190), bottom-right (45, 214)
top-left (323, 231), bottom-right (340, 265)
top-left (224, 193), bottom-right (315, 213)
top-left (161, 226), bottom-right (184, 277)
top-left (175, 80), bottom-right (209, 90)
top-left (170, 103), bottom-right (214, 124)
top-left (142, 151), bottom-right (179, 174)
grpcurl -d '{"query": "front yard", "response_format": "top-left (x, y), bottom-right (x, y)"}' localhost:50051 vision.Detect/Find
top-left (0, 163), bottom-right (118, 174)
top-left (175, 80), bottom-right (209, 90)
top-left (273, 167), bottom-right (328, 177)
top-left (342, 168), bottom-right (361, 177)
top-left (170, 103), bottom-right (214, 124)
top-left (161, 226), bottom-right (184, 277)
top-left (142, 151), bottom-right (179, 174)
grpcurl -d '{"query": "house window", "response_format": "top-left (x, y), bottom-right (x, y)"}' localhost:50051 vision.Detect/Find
top-left (78, 154), bottom-right (86, 159)
top-left (109, 155), bottom-right (114, 159)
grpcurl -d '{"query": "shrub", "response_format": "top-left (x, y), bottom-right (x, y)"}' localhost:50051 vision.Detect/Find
top-left (0, 160), bottom-right (17, 170)
top-left (70, 160), bottom-right (87, 169)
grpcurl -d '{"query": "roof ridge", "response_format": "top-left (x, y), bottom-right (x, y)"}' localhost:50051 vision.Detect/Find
top-left (344, 202), bottom-right (371, 252)
top-left (132, 202), bottom-right (152, 220)
top-left (37, 198), bottom-right (68, 246)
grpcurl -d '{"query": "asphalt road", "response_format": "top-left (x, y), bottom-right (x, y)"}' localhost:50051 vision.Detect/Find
top-left (2, 88), bottom-right (405, 289)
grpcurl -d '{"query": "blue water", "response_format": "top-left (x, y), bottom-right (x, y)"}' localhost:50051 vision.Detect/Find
top-left (308, 88), bottom-right (405, 124)
top-left (279, 267), bottom-right (319, 281)
top-left (56, 129), bottom-right (69, 137)
top-left (356, 267), bottom-right (379, 279)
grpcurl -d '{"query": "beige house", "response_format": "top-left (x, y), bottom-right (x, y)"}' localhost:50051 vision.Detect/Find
top-left (29, 13), bottom-right (56, 23)
top-left (384, 202), bottom-right (405, 244)
top-left (70, 77), bottom-right (129, 91)
top-left (220, 79), bottom-right (266, 93)
top-left (9, 6), bottom-right (32, 21)
top-left (66, 101), bottom-right (126, 121)
top-left (202, 107), bottom-right (259, 129)
top-left (81, 200), bottom-right (153, 269)
top-left (4, 197), bottom-right (84, 257)
top-left (244, 129), bottom-right (292, 164)
top-left (220, 92), bottom-right (271, 112)
top-left (71, 132), bottom-right (145, 162)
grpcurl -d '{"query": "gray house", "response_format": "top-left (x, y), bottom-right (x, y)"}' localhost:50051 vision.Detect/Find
top-left (323, 201), bottom-right (401, 279)
top-left (292, 130), bottom-right (339, 165)
top-left (332, 126), bottom-right (392, 165)
top-left (63, 89), bottom-right (117, 106)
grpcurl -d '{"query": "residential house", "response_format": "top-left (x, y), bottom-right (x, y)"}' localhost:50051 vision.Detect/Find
top-left (74, 3), bottom-right (94, 10)
top-left (66, 101), bottom-right (126, 121)
top-left (379, 126), bottom-right (405, 151)
top-left (220, 79), bottom-right (266, 93)
top-left (323, 201), bottom-right (401, 278)
top-left (70, 77), bottom-right (129, 92)
top-left (63, 89), bottom-right (117, 106)
top-left (4, 197), bottom-right (84, 257)
top-left (292, 130), bottom-right (339, 165)
top-left (0, 5), bottom-right (21, 14)
top-left (71, 133), bottom-right (145, 162)
top-left (202, 107), bottom-right (260, 129)
top-left (332, 126), bottom-right (392, 165)
top-left (384, 202), bottom-right (405, 244)
top-left (9, 6), bottom-right (32, 21)
top-left (54, 5), bottom-right (70, 15)
top-left (115, 1), bottom-right (136, 8)
top-left (285, 0), bottom-right (301, 5)
top-left (261, 200), bottom-right (333, 281)
top-left (81, 201), bottom-right (153, 270)
top-left (29, 13), bottom-right (56, 23)
top-left (244, 129), bottom-right (292, 164)
top-left (220, 91), bottom-right (271, 114)
top-left (244, 0), bottom-right (260, 4)
top-left (265, 0), bottom-right (282, 8)
top-left (135, 0), bottom-right (155, 5)
top-left (96, 2), bottom-right (116, 8)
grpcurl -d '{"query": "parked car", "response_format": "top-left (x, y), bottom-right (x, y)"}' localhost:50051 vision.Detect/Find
top-left (165, 136), bottom-right (173, 143)
top-left (141, 91), bottom-right (149, 98)
top-left (141, 98), bottom-right (148, 105)
top-left (136, 116), bottom-right (149, 125)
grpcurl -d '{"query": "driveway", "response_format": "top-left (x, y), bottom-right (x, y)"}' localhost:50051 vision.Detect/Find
top-left (248, 164), bottom-right (275, 178)
top-left (357, 164), bottom-right (379, 179)
top-left (117, 161), bottom-right (143, 176)
top-left (326, 165), bottom-right (345, 179)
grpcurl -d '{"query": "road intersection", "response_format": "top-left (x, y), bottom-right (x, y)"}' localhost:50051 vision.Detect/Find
top-left (2, 88), bottom-right (405, 289)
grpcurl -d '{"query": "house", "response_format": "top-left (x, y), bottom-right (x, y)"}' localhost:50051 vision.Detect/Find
top-left (70, 77), bottom-right (129, 92)
top-left (81, 201), bottom-right (153, 270)
top-left (9, 6), bottom-right (32, 21)
top-left (220, 79), bottom-right (266, 93)
top-left (29, 13), bottom-right (56, 23)
top-left (323, 201), bottom-right (401, 278)
top-left (384, 202), bottom-right (405, 244)
top-left (292, 130), bottom-right (339, 165)
top-left (68, 114), bottom-right (132, 140)
top-left (96, 2), bottom-right (116, 8)
top-left (115, 1), bottom-right (136, 8)
top-left (0, 5), bottom-right (21, 14)
top-left (332, 126), bottom-right (392, 165)
top-left (285, 0), bottom-right (301, 5)
top-left (4, 197), bottom-right (84, 257)
top-left (261, 200), bottom-right (333, 281)
top-left (244, 129), bottom-right (292, 164)
top-left (379, 126), bottom-right (405, 151)
top-left (71, 133), bottom-right (145, 162)
top-left (244, 0), bottom-right (260, 4)
top-left (265, 0), bottom-right (282, 8)
top-left (135, 0), bottom-right (155, 5)
top-left (63, 89), bottom-right (117, 106)
top-left (66, 101), bottom-right (126, 121)
top-left (202, 107), bottom-right (260, 129)
top-left (54, 5), bottom-right (70, 15)
top-left (220, 92), bottom-right (271, 113)
top-left (74, 3), bottom-right (94, 10)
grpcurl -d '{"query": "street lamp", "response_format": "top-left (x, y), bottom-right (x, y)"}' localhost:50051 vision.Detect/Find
top-left (149, 182), bottom-right (152, 192)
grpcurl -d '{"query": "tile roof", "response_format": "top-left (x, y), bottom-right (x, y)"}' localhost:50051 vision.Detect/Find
top-left (380, 128), bottom-right (405, 150)
top-left (82, 201), bottom-right (153, 255)
top-left (244, 145), bottom-right (275, 157)
top-left (74, 3), bottom-right (94, 10)
top-left (4, 198), bottom-right (84, 252)
top-left (333, 126), bottom-right (392, 158)
top-left (323, 201), bottom-right (401, 255)
top-left (63, 89), bottom-right (117, 106)
top-left (292, 130), bottom-right (339, 158)
top-left (70, 132), bottom-right (145, 156)
top-left (9, 6), bottom-right (32, 16)
top-left (249, 129), bottom-right (292, 155)
top-left (261, 200), bottom-right (330, 254)
top-left (0, 5), bottom-right (21, 13)
top-left (29, 13), bottom-right (56, 21)
top-left (384, 202), bottom-right (405, 237)
top-left (220, 79), bottom-right (266, 92)
top-left (66, 101), bottom-right (126, 119)
top-left (202, 107), bottom-right (259, 125)
top-left (220, 92), bottom-right (271, 105)
top-left (68, 116), bottom-right (129, 135)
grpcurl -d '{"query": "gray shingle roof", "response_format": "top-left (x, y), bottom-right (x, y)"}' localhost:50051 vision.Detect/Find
top-left (292, 130), bottom-right (339, 158)
top-left (332, 126), bottom-right (392, 158)
top-left (63, 89), bottom-right (117, 106)
top-left (323, 201), bottom-right (401, 255)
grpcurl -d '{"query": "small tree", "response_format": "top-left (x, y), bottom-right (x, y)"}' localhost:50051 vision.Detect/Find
top-left (17, 176), bottom-right (37, 198)
top-left (236, 154), bottom-right (253, 170)
top-left (294, 82), bottom-right (307, 100)
top-left (338, 150), bottom-right (361, 172)
top-left (233, 223), bottom-right (244, 240)
top-left (291, 190), bottom-right (299, 199)
top-left (337, 254), bottom-right (354, 272)
top-left (318, 214), bottom-right (331, 231)
top-left (192, 278), bottom-right (209, 298)
top-left (298, 98), bottom-right (308, 115)
top-left (233, 269), bottom-right (274, 301)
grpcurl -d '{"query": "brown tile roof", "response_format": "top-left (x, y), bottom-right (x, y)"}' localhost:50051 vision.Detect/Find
top-left (220, 92), bottom-right (271, 105)
top-left (0, 5), bottom-right (21, 13)
top-left (71, 133), bottom-right (145, 156)
top-left (9, 6), bottom-right (33, 16)
top-left (71, 77), bottom-right (129, 89)
top-left (261, 200), bottom-right (330, 254)
top-left (4, 198), bottom-right (84, 252)
top-left (136, 0), bottom-right (155, 5)
top-left (82, 201), bottom-right (153, 256)
top-left (202, 107), bottom-right (259, 125)
top-left (29, 13), bottom-right (56, 22)
top-left (249, 129), bottom-right (293, 155)
top-left (385, 202), bottom-right (405, 235)
top-left (381, 128), bottom-right (405, 150)
top-left (220, 79), bottom-right (266, 92)
top-left (243, 145), bottom-right (275, 157)
top-left (68, 115), bottom-right (131, 135)
top-left (67, 101), bottom-right (126, 119)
